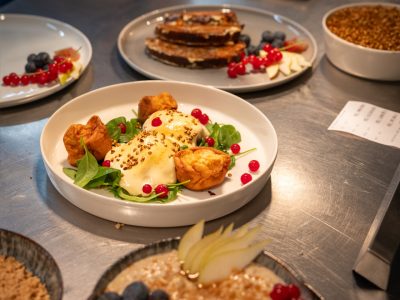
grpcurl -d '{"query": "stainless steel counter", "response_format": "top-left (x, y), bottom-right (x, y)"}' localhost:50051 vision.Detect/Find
top-left (1, 0), bottom-right (400, 299)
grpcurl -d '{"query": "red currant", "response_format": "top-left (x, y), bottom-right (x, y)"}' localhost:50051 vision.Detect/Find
top-left (20, 75), bottom-right (30, 86)
top-left (142, 184), bottom-right (152, 194)
top-left (227, 62), bottom-right (236, 69)
top-left (263, 43), bottom-right (274, 52)
top-left (240, 173), bottom-right (252, 184)
top-left (247, 55), bottom-right (256, 63)
top-left (58, 62), bottom-right (69, 73)
top-left (251, 57), bottom-right (263, 70)
top-left (206, 137), bottom-right (215, 147)
top-left (48, 69), bottom-right (58, 82)
top-left (37, 72), bottom-right (48, 85)
top-left (274, 51), bottom-right (283, 62)
top-left (249, 160), bottom-right (260, 172)
top-left (9, 73), bottom-right (20, 86)
top-left (29, 73), bottom-right (39, 84)
top-left (230, 143), bottom-right (240, 154)
top-left (227, 66), bottom-right (237, 78)
top-left (155, 184), bottom-right (169, 198)
top-left (2, 75), bottom-right (11, 86)
top-left (191, 108), bottom-right (202, 119)
top-left (270, 283), bottom-right (290, 300)
top-left (287, 284), bottom-right (300, 298)
top-left (64, 61), bottom-right (73, 72)
top-left (118, 123), bottom-right (127, 134)
top-left (102, 160), bottom-right (111, 167)
top-left (235, 63), bottom-right (246, 75)
top-left (199, 113), bottom-right (209, 125)
top-left (48, 63), bottom-right (58, 73)
top-left (151, 117), bottom-right (162, 127)
top-left (239, 51), bottom-right (246, 60)
top-left (261, 57), bottom-right (273, 67)
top-left (54, 56), bottom-right (64, 64)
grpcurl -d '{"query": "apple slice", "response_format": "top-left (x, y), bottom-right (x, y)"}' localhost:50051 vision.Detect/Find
top-left (188, 223), bottom-right (234, 274)
top-left (178, 220), bottom-right (204, 262)
top-left (206, 225), bottom-right (261, 262)
top-left (183, 226), bottom-right (223, 273)
top-left (290, 53), bottom-right (302, 72)
top-left (296, 54), bottom-right (311, 68)
top-left (267, 64), bottom-right (279, 79)
top-left (198, 240), bottom-right (269, 284)
top-left (279, 52), bottom-right (292, 76)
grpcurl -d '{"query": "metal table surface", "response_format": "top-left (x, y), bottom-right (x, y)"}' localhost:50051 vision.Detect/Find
top-left (1, 0), bottom-right (399, 299)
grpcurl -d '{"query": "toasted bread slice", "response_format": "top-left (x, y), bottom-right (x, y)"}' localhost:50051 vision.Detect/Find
top-left (145, 38), bottom-right (245, 68)
top-left (156, 10), bottom-right (243, 46)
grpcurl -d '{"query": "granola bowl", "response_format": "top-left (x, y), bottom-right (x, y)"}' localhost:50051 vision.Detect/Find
top-left (0, 229), bottom-right (63, 300)
top-left (322, 2), bottom-right (400, 81)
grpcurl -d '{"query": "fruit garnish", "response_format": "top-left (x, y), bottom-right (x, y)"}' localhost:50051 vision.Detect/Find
top-left (282, 38), bottom-right (308, 53)
top-left (54, 47), bottom-right (81, 61)
top-left (249, 160), bottom-right (260, 172)
top-left (240, 172), bottom-right (252, 184)
top-left (178, 221), bottom-right (270, 284)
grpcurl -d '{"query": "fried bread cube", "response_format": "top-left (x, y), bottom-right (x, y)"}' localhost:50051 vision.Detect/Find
top-left (63, 115), bottom-right (112, 166)
top-left (138, 92), bottom-right (178, 123)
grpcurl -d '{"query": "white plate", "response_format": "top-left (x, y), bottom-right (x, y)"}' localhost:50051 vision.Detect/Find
top-left (0, 14), bottom-right (92, 108)
top-left (40, 81), bottom-right (278, 227)
top-left (117, 4), bottom-right (317, 93)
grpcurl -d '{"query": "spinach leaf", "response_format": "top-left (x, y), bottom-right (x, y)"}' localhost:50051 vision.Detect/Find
top-left (118, 188), bottom-right (161, 203)
top-left (218, 125), bottom-right (241, 149)
top-left (106, 117), bottom-right (140, 143)
top-left (74, 142), bottom-right (99, 187)
top-left (63, 168), bottom-right (77, 180)
top-left (229, 155), bottom-right (236, 170)
top-left (85, 167), bottom-right (121, 189)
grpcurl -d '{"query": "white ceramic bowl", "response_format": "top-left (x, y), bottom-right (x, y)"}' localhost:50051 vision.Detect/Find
top-left (40, 81), bottom-right (278, 227)
top-left (322, 2), bottom-right (400, 81)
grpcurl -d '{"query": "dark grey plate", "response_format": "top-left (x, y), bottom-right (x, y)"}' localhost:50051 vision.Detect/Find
top-left (0, 229), bottom-right (63, 300)
top-left (89, 238), bottom-right (323, 299)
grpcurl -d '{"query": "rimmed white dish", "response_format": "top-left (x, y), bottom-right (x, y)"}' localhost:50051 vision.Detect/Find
top-left (322, 2), bottom-right (400, 81)
top-left (117, 4), bottom-right (317, 93)
top-left (0, 14), bottom-right (92, 108)
top-left (40, 81), bottom-right (278, 227)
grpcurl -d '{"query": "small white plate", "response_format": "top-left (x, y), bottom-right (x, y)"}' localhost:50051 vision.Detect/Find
top-left (40, 81), bottom-right (278, 227)
top-left (117, 4), bottom-right (317, 93)
top-left (0, 14), bottom-right (92, 108)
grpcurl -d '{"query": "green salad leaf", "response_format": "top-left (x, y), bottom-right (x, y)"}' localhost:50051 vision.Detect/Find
top-left (106, 117), bottom-right (140, 143)
top-left (203, 123), bottom-right (241, 151)
top-left (73, 141), bottom-right (99, 187)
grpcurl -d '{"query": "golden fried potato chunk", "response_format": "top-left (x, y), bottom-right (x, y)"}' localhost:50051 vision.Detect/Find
top-left (138, 92), bottom-right (178, 123)
top-left (174, 147), bottom-right (231, 191)
top-left (63, 115), bottom-right (112, 166)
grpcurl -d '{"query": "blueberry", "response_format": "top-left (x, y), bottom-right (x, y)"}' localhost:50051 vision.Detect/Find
top-left (261, 30), bottom-right (274, 43)
top-left (27, 53), bottom-right (37, 62)
top-left (239, 34), bottom-right (251, 47)
top-left (34, 52), bottom-right (51, 68)
top-left (271, 39), bottom-right (284, 49)
top-left (122, 281), bottom-right (149, 300)
top-left (246, 45), bottom-right (258, 56)
top-left (98, 292), bottom-right (122, 300)
top-left (273, 31), bottom-right (286, 41)
top-left (25, 61), bottom-right (37, 73)
top-left (149, 289), bottom-right (169, 300)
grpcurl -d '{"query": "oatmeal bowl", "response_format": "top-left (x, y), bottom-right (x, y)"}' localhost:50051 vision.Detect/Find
top-left (89, 222), bottom-right (322, 300)
top-left (0, 229), bottom-right (63, 300)
top-left (322, 2), bottom-right (400, 81)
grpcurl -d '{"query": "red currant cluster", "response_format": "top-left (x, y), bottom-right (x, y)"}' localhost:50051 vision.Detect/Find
top-left (270, 283), bottom-right (302, 300)
top-left (2, 56), bottom-right (73, 87)
top-left (241, 159), bottom-right (260, 185)
top-left (191, 108), bottom-right (209, 125)
top-left (227, 44), bottom-right (283, 78)
top-left (143, 183), bottom-right (169, 198)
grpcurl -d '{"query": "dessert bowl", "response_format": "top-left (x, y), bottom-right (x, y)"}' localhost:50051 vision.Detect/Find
top-left (89, 238), bottom-right (322, 300)
top-left (322, 2), bottom-right (400, 81)
top-left (0, 229), bottom-right (63, 300)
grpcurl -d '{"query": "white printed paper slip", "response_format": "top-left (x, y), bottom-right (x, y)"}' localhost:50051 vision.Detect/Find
top-left (328, 101), bottom-right (400, 149)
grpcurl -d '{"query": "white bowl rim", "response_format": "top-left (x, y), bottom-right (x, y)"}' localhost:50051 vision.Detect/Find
top-left (40, 80), bottom-right (278, 210)
top-left (322, 2), bottom-right (400, 54)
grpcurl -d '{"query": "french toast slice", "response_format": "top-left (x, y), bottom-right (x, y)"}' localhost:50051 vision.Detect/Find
top-left (155, 10), bottom-right (243, 46)
top-left (145, 38), bottom-right (246, 68)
